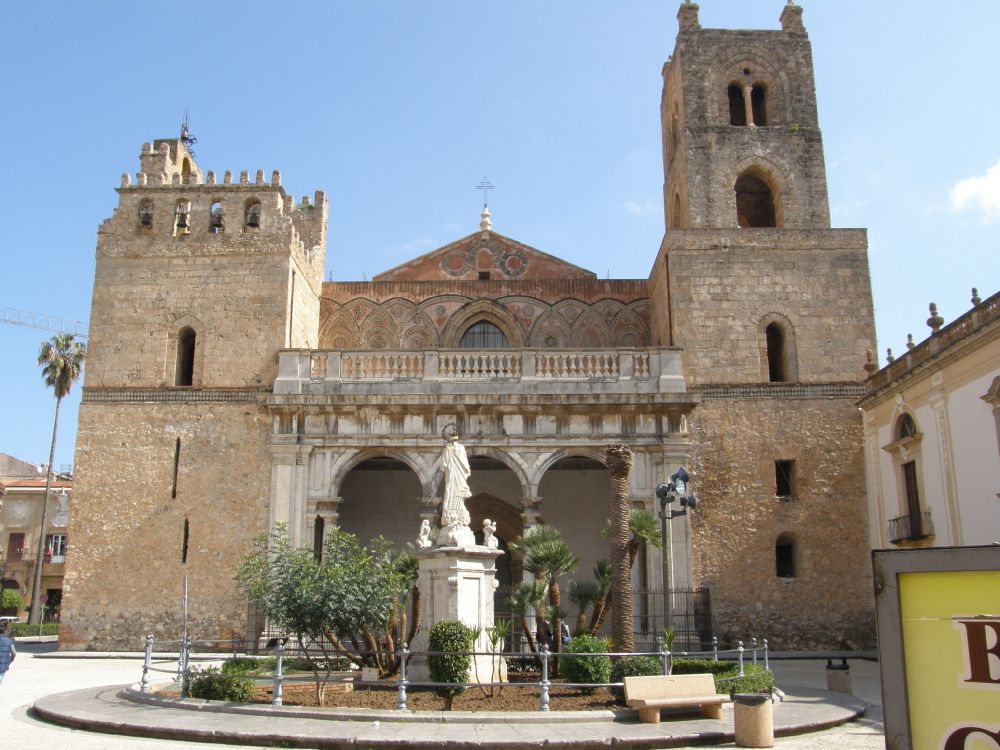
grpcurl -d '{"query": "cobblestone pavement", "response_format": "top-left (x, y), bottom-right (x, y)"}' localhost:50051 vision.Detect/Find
top-left (3, 643), bottom-right (886, 749)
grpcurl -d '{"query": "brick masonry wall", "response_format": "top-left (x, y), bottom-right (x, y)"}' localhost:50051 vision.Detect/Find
top-left (687, 397), bottom-right (875, 649)
top-left (59, 401), bottom-right (271, 650)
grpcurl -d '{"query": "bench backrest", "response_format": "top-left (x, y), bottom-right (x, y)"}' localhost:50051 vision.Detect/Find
top-left (624, 673), bottom-right (718, 701)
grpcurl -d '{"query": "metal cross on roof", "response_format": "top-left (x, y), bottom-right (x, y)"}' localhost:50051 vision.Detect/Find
top-left (476, 177), bottom-right (494, 208)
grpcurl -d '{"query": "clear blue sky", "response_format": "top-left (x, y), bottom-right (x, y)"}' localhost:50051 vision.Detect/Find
top-left (2, 2), bottom-right (998, 470)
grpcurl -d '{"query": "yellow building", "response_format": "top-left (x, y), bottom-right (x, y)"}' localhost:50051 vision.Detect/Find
top-left (0, 453), bottom-right (72, 622)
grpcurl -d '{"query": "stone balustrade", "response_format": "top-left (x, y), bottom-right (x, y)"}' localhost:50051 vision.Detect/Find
top-left (275, 347), bottom-right (685, 395)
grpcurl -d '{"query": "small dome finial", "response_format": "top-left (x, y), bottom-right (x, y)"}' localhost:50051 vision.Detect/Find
top-left (480, 205), bottom-right (492, 231)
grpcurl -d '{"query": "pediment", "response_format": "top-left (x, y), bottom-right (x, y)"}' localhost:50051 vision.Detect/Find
top-left (373, 230), bottom-right (597, 282)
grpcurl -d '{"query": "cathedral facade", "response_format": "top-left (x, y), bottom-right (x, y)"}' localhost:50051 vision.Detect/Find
top-left (60, 3), bottom-right (876, 651)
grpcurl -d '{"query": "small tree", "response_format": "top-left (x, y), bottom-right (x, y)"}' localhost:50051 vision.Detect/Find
top-left (428, 619), bottom-right (475, 710)
top-left (588, 559), bottom-right (613, 636)
top-left (234, 525), bottom-right (405, 705)
top-left (567, 580), bottom-right (599, 635)
top-left (508, 580), bottom-right (546, 653)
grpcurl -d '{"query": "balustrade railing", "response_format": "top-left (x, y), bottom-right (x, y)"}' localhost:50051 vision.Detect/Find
top-left (277, 347), bottom-right (674, 392)
top-left (887, 511), bottom-right (934, 544)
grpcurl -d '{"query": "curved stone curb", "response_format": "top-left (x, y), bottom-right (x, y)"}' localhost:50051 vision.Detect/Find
top-left (32, 683), bottom-right (867, 749)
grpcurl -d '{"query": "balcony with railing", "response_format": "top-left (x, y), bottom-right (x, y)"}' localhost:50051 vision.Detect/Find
top-left (273, 347), bottom-right (689, 398)
top-left (887, 511), bottom-right (934, 545)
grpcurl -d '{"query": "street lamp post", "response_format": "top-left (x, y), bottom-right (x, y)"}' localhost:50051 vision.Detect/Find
top-left (655, 468), bottom-right (697, 636)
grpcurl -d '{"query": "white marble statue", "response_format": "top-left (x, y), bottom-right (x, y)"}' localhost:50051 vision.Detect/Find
top-left (482, 518), bottom-right (498, 549)
top-left (440, 424), bottom-right (475, 546)
top-left (416, 519), bottom-right (433, 548)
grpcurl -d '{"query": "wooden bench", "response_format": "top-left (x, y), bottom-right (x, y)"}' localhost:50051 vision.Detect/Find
top-left (624, 674), bottom-right (731, 723)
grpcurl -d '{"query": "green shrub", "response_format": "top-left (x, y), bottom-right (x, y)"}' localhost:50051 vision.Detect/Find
top-left (186, 666), bottom-right (253, 702)
top-left (716, 663), bottom-right (774, 695)
top-left (561, 634), bottom-right (611, 693)
top-left (1, 589), bottom-right (23, 611)
top-left (221, 656), bottom-right (262, 675)
top-left (672, 657), bottom-right (736, 677)
top-left (9, 622), bottom-right (59, 637)
top-left (428, 620), bottom-right (475, 705)
top-left (611, 655), bottom-right (662, 683)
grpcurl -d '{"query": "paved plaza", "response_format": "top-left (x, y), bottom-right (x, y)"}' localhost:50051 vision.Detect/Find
top-left (1, 642), bottom-right (886, 749)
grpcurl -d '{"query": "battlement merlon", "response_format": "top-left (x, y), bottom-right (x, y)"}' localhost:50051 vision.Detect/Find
top-left (675, 2), bottom-right (806, 36)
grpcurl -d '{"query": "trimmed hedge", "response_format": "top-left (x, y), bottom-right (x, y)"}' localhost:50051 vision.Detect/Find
top-left (9, 622), bottom-right (59, 637)
top-left (671, 657), bottom-right (736, 677)
top-left (186, 666), bottom-right (254, 702)
top-left (221, 656), bottom-right (262, 675)
top-left (611, 655), bottom-right (662, 683)
top-left (428, 620), bottom-right (475, 702)
top-left (561, 634), bottom-right (612, 693)
top-left (716, 663), bottom-right (774, 694)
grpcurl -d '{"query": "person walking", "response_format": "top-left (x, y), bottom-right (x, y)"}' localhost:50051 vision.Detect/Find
top-left (0, 623), bottom-right (16, 686)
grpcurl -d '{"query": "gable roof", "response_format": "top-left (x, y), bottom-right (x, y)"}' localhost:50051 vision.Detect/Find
top-left (373, 230), bottom-right (597, 282)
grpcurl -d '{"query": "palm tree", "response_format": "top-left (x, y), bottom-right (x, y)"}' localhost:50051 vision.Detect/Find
top-left (567, 580), bottom-right (600, 635)
top-left (510, 525), bottom-right (579, 655)
top-left (601, 508), bottom-right (663, 571)
top-left (606, 443), bottom-right (634, 653)
top-left (32, 334), bottom-right (86, 625)
top-left (508, 580), bottom-right (546, 653)
top-left (588, 559), bottom-right (613, 635)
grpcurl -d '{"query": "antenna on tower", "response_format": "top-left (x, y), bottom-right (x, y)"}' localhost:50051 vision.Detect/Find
top-left (180, 110), bottom-right (198, 157)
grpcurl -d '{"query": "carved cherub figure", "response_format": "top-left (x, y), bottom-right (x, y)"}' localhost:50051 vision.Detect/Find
top-left (416, 519), bottom-right (433, 548)
top-left (482, 518), bottom-right (498, 549)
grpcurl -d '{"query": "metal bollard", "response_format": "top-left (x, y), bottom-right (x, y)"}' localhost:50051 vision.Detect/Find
top-left (397, 643), bottom-right (409, 711)
top-left (660, 645), bottom-right (671, 676)
top-left (738, 640), bottom-right (745, 677)
top-left (141, 634), bottom-right (154, 693)
top-left (539, 644), bottom-right (551, 712)
top-left (272, 641), bottom-right (284, 706)
top-left (752, 637), bottom-right (758, 665)
top-left (712, 636), bottom-right (719, 661)
top-left (763, 639), bottom-right (769, 671)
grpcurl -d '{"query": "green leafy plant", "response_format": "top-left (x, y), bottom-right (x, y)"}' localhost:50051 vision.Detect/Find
top-left (1, 588), bottom-right (23, 612)
top-left (561, 634), bottom-right (612, 694)
top-left (611, 654), bottom-right (663, 683)
top-left (428, 619), bottom-right (475, 709)
top-left (9, 622), bottom-right (58, 637)
top-left (220, 656), bottom-right (262, 675)
top-left (717, 664), bottom-right (774, 695)
top-left (186, 666), bottom-right (253, 702)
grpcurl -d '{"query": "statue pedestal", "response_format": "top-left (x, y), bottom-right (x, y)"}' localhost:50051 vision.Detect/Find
top-left (408, 545), bottom-right (507, 684)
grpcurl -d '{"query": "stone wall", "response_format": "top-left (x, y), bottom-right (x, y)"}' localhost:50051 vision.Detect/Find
top-left (59, 399), bottom-right (270, 650)
top-left (687, 396), bottom-right (875, 649)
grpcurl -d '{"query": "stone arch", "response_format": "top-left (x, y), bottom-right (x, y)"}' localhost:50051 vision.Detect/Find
top-left (611, 303), bottom-right (652, 347)
top-left (570, 309), bottom-right (611, 347)
top-left (735, 166), bottom-right (781, 228)
top-left (530, 448), bottom-right (608, 496)
top-left (757, 312), bottom-right (798, 382)
top-left (167, 313), bottom-right (205, 386)
top-left (528, 309), bottom-right (572, 348)
top-left (718, 53), bottom-right (789, 126)
top-left (331, 448), bottom-right (433, 499)
top-left (336, 452), bottom-right (427, 550)
top-left (440, 300), bottom-right (526, 348)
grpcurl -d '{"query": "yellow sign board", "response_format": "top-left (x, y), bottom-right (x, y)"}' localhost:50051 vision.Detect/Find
top-left (899, 570), bottom-right (1000, 748)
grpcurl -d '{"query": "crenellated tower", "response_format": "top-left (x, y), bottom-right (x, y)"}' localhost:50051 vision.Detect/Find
top-left (60, 136), bottom-right (328, 649)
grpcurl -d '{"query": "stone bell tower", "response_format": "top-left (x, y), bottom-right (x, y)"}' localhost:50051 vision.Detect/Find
top-left (60, 134), bottom-right (328, 649)
top-left (648, 3), bottom-right (879, 649)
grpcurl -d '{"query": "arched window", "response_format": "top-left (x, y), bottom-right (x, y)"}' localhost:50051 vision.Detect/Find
top-left (896, 413), bottom-right (917, 440)
top-left (209, 201), bottom-right (225, 234)
top-left (138, 199), bottom-right (154, 230)
top-left (736, 173), bottom-right (777, 228)
top-left (775, 534), bottom-right (795, 578)
top-left (459, 321), bottom-right (509, 349)
top-left (175, 326), bottom-right (196, 386)
top-left (728, 84), bottom-right (747, 126)
top-left (671, 193), bottom-right (682, 228)
top-left (244, 199), bottom-right (261, 231)
top-left (751, 84), bottom-right (768, 126)
top-left (174, 200), bottom-right (191, 235)
top-left (765, 323), bottom-right (787, 382)
top-left (181, 157), bottom-right (192, 183)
